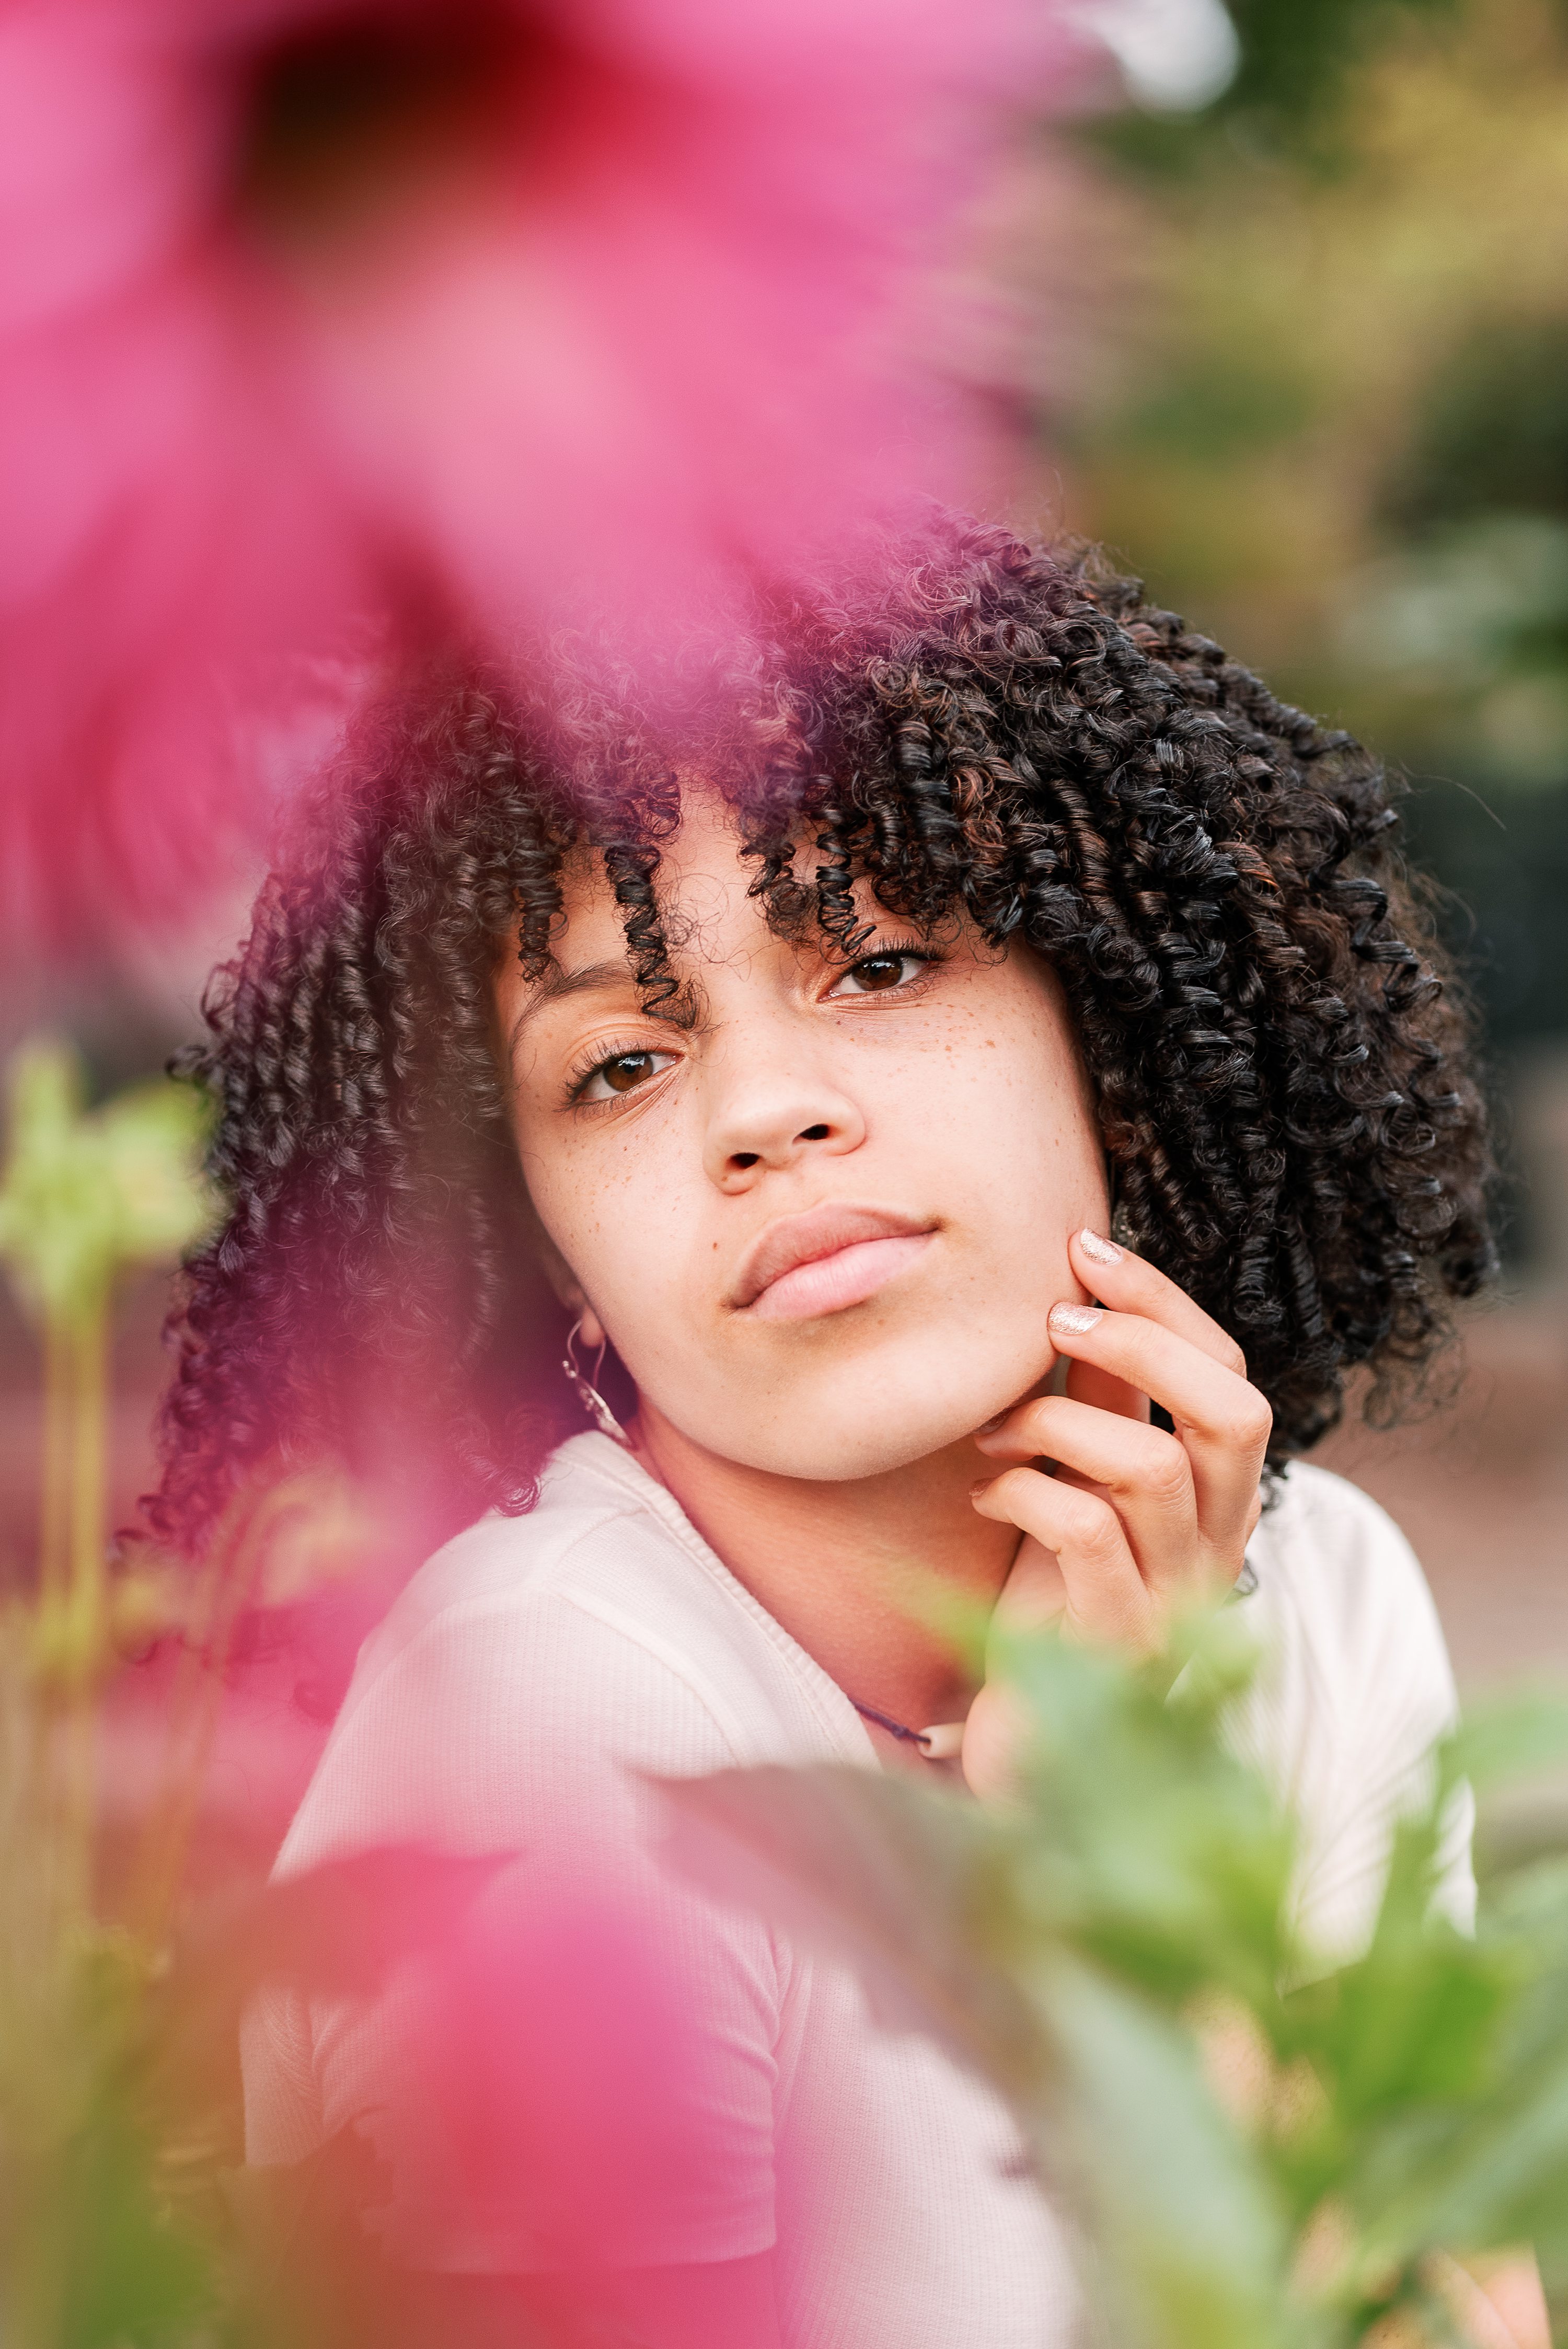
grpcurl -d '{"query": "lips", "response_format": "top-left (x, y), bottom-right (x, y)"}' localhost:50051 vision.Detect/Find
top-left (730, 1203), bottom-right (937, 1320)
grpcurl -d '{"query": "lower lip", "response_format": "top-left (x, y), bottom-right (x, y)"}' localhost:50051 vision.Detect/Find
top-left (746, 1233), bottom-right (935, 1322)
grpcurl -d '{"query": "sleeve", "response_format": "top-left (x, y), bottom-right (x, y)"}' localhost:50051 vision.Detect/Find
top-left (241, 1586), bottom-right (783, 2275)
top-left (1233, 1466), bottom-right (1476, 1969)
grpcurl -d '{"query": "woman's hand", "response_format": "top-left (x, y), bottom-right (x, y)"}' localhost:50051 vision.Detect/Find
top-left (960, 1226), bottom-right (1272, 1799)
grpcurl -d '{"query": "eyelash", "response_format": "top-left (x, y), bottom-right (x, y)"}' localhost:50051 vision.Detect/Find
top-left (824, 938), bottom-right (943, 997)
top-left (564, 1035), bottom-right (675, 1107)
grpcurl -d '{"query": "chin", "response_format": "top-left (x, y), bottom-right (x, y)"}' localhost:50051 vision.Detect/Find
top-left (710, 1343), bottom-right (1047, 1482)
top-left (712, 1421), bottom-right (958, 1482)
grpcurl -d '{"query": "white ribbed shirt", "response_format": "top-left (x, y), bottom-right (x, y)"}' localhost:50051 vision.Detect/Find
top-left (244, 1435), bottom-right (1472, 2347)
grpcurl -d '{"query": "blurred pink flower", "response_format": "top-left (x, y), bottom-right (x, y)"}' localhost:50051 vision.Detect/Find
top-left (0, 0), bottom-right (1088, 956)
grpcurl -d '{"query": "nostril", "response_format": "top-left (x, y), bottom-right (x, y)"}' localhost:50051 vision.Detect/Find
top-left (731, 1152), bottom-right (760, 1170)
top-left (798, 1124), bottom-right (830, 1142)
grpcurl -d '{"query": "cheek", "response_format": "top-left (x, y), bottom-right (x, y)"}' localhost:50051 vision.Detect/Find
top-left (515, 1103), bottom-right (695, 1323)
top-left (870, 998), bottom-right (1103, 1222)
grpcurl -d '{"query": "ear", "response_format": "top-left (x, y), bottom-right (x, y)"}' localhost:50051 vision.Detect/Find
top-left (526, 1210), bottom-right (607, 1352)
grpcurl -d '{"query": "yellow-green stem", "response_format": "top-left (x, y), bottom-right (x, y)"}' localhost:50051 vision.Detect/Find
top-left (38, 1311), bottom-right (70, 1604)
top-left (66, 1293), bottom-right (109, 1670)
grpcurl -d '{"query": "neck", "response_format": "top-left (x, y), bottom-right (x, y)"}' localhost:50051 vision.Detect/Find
top-left (630, 1405), bottom-right (1019, 1733)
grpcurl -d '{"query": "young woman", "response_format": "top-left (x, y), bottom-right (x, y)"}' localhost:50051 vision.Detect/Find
top-left (156, 518), bottom-right (1493, 2346)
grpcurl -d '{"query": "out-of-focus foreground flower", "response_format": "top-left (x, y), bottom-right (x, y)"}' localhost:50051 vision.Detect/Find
top-left (665, 1619), bottom-right (1568, 2348)
top-left (0, 0), bottom-right (1087, 960)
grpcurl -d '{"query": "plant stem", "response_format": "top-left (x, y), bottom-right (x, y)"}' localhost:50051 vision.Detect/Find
top-left (38, 1310), bottom-right (70, 1605)
top-left (66, 1289), bottom-right (109, 1669)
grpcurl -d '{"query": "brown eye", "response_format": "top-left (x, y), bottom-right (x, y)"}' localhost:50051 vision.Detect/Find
top-left (577, 1048), bottom-right (676, 1103)
top-left (603, 1052), bottom-right (655, 1092)
top-left (828, 950), bottom-right (929, 997)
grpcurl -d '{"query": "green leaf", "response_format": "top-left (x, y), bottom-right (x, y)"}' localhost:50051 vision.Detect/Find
top-left (1445, 1695), bottom-right (1568, 1803)
top-left (1059, 1966), bottom-right (1306, 2349)
top-left (662, 1763), bottom-right (1052, 2100)
top-left (0, 1043), bottom-right (212, 1326)
top-left (668, 1631), bottom-right (1568, 2341)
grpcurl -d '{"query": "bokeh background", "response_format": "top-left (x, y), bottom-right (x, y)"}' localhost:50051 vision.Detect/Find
top-left (3, 0), bottom-right (1565, 1834)
top-left (1050, 0), bottom-right (1568, 1814)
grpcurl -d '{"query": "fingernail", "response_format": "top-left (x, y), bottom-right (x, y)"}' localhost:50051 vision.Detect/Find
top-left (1077, 1228), bottom-right (1122, 1265)
top-left (1050, 1302), bottom-right (1103, 1336)
top-left (976, 1411), bottom-right (1008, 1435)
top-left (969, 1477), bottom-right (995, 1501)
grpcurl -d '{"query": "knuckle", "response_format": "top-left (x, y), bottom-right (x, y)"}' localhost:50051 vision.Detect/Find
top-left (1230, 1390), bottom-right (1273, 1450)
top-left (1139, 1435), bottom-right (1192, 1506)
top-left (1013, 1398), bottom-right (1058, 1446)
top-left (1068, 1494), bottom-right (1123, 1562)
top-left (989, 1467), bottom-right (1039, 1514)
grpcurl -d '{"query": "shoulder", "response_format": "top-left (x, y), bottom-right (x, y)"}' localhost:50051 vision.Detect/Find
top-left (276, 1441), bottom-right (757, 1873)
top-left (1233, 1461), bottom-right (1473, 1956)
top-left (349, 1437), bottom-right (765, 1732)
top-left (1244, 1460), bottom-right (1452, 1713)
top-left (275, 1435), bottom-right (853, 1875)
top-left (356, 1434), bottom-right (706, 1665)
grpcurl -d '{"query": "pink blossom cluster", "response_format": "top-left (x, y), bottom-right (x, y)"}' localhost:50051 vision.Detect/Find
top-left (0, 0), bottom-right (1089, 956)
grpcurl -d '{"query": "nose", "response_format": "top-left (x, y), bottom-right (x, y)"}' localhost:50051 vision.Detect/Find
top-left (702, 1054), bottom-right (867, 1193)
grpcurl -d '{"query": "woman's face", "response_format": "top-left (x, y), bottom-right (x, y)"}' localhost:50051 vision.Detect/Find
top-left (496, 796), bottom-right (1109, 1480)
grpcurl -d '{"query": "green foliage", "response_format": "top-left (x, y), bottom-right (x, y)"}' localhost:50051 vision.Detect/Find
top-left (1217, 0), bottom-right (1455, 130)
top-left (0, 1042), bottom-right (212, 1685)
top-left (1098, 0), bottom-right (1459, 171)
top-left (667, 1613), bottom-right (1568, 2347)
top-left (1064, 0), bottom-right (1568, 1047)
top-left (0, 1682), bottom-right (229, 2349)
top-left (0, 1043), bottom-right (226, 2349)
top-left (1383, 316), bottom-right (1568, 532)
top-left (0, 1042), bottom-right (211, 1335)
top-left (52, 1951), bottom-right (217, 2349)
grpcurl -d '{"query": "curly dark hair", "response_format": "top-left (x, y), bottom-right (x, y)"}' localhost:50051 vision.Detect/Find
top-left (148, 515), bottom-right (1495, 1557)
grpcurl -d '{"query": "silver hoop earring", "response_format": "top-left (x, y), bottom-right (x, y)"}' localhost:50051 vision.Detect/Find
top-left (562, 1319), bottom-right (633, 1449)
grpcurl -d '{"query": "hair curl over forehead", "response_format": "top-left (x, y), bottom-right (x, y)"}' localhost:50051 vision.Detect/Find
top-left (150, 516), bottom-right (1494, 1555)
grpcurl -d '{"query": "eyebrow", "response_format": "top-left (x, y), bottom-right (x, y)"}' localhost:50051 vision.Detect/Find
top-left (506, 959), bottom-right (704, 1051)
top-left (506, 960), bottom-right (633, 1050)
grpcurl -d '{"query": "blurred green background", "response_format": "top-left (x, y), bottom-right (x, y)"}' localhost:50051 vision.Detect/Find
top-left (1060, 0), bottom-right (1568, 1115)
top-left (1045, 0), bottom-right (1568, 1736)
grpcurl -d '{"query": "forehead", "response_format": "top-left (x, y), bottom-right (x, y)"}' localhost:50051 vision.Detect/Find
top-left (491, 790), bottom-right (815, 1035)
top-left (491, 784), bottom-right (993, 1042)
top-left (558, 790), bottom-right (761, 938)
top-left (539, 787), bottom-right (872, 990)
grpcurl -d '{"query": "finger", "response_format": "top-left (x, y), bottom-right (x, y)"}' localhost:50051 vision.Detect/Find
top-left (1064, 1352), bottom-right (1148, 1424)
top-left (971, 1467), bottom-right (1158, 1651)
top-left (1045, 1303), bottom-right (1271, 1550)
top-left (1068, 1228), bottom-right (1247, 1376)
top-left (990, 1535), bottom-right (1069, 1635)
top-left (975, 1395), bottom-right (1196, 1593)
